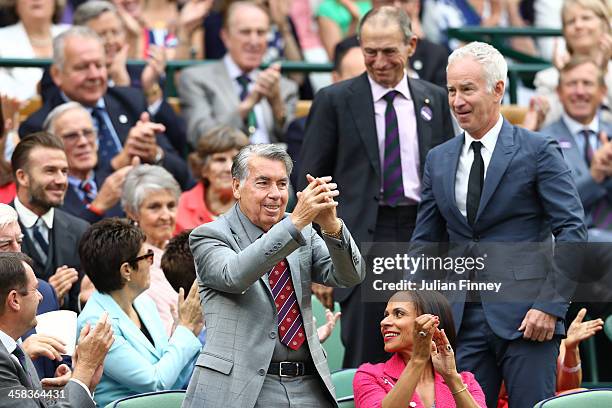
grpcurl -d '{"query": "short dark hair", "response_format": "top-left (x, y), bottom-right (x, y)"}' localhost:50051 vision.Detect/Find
top-left (389, 290), bottom-right (457, 349)
top-left (79, 218), bottom-right (145, 293)
top-left (558, 55), bottom-right (606, 88)
top-left (161, 230), bottom-right (196, 293)
top-left (0, 252), bottom-right (33, 314)
top-left (333, 35), bottom-right (360, 73)
top-left (11, 132), bottom-right (65, 178)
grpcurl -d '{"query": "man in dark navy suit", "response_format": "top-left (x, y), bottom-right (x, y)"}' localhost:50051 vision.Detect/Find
top-left (19, 27), bottom-right (192, 190)
top-left (411, 42), bottom-right (587, 407)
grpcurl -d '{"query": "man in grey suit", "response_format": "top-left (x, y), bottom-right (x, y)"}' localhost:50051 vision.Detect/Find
top-left (0, 252), bottom-right (113, 407)
top-left (541, 56), bottom-right (612, 241)
top-left (178, 1), bottom-right (298, 147)
top-left (183, 144), bottom-right (365, 408)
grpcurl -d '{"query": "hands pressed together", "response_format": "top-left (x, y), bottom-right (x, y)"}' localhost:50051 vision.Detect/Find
top-left (290, 174), bottom-right (341, 233)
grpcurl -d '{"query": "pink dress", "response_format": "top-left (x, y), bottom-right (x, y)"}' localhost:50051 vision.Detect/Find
top-left (142, 243), bottom-right (178, 336)
top-left (354, 353), bottom-right (487, 408)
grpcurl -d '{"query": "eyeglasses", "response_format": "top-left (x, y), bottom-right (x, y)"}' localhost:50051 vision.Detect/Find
top-left (128, 249), bottom-right (154, 265)
top-left (60, 128), bottom-right (96, 145)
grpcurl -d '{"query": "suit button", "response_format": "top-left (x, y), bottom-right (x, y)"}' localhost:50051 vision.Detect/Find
top-left (258, 369), bottom-right (266, 376)
top-left (270, 332), bottom-right (276, 339)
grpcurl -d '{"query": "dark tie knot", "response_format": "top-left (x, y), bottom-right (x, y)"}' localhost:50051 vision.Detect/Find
top-left (236, 74), bottom-right (251, 88)
top-left (383, 90), bottom-right (399, 104)
top-left (471, 141), bottom-right (483, 154)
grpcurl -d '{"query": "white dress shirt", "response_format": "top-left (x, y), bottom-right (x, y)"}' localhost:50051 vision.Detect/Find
top-left (455, 115), bottom-right (504, 218)
top-left (368, 73), bottom-right (421, 204)
top-left (561, 111), bottom-right (601, 156)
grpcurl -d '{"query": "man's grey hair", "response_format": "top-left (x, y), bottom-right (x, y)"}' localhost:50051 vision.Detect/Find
top-left (121, 165), bottom-right (181, 216)
top-left (447, 42), bottom-right (507, 93)
top-left (232, 144), bottom-right (293, 183)
top-left (0, 204), bottom-right (18, 231)
top-left (73, 0), bottom-right (118, 26)
top-left (53, 26), bottom-right (104, 71)
top-left (358, 6), bottom-right (413, 44)
top-left (43, 102), bottom-right (92, 135)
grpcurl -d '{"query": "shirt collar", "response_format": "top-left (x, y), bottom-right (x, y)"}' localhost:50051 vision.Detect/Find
top-left (368, 71), bottom-right (412, 103)
top-left (235, 204), bottom-right (266, 243)
top-left (14, 197), bottom-right (54, 229)
top-left (60, 91), bottom-right (105, 109)
top-left (0, 328), bottom-right (17, 354)
top-left (68, 173), bottom-right (95, 189)
top-left (464, 114), bottom-right (504, 153)
top-left (224, 54), bottom-right (257, 83)
top-left (562, 111), bottom-right (600, 137)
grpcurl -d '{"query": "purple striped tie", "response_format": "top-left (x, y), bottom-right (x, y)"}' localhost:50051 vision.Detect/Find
top-left (268, 259), bottom-right (305, 350)
top-left (382, 90), bottom-right (405, 206)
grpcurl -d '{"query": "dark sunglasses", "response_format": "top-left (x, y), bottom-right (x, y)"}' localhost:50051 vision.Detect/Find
top-left (128, 249), bottom-right (154, 265)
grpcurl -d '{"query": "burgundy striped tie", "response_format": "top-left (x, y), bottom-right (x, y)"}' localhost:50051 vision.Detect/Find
top-left (382, 90), bottom-right (405, 206)
top-left (268, 259), bottom-right (305, 350)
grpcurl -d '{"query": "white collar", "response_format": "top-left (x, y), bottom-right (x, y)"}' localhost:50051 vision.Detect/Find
top-left (561, 111), bottom-right (600, 137)
top-left (223, 54), bottom-right (258, 82)
top-left (367, 71), bottom-right (412, 102)
top-left (14, 197), bottom-right (54, 229)
top-left (464, 114), bottom-right (504, 152)
top-left (0, 328), bottom-right (17, 354)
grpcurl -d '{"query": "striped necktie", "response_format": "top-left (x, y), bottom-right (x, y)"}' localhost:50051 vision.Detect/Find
top-left (32, 218), bottom-right (49, 262)
top-left (79, 180), bottom-right (96, 204)
top-left (91, 107), bottom-right (120, 166)
top-left (236, 74), bottom-right (258, 136)
top-left (268, 259), bottom-right (305, 350)
top-left (12, 345), bottom-right (33, 388)
top-left (382, 90), bottom-right (405, 206)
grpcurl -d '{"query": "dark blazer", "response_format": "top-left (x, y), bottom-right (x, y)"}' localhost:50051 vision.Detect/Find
top-left (60, 170), bottom-right (125, 223)
top-left (0, 341), bottom-right (94, 407)
top-left (19, 87), bottom-right (193, 190)
top-left (13, 204), bottom-right (90, 313)
top-left (411, 120), bottom-right (587, 339)
top-left (410, 38), bottom-right (449, 88)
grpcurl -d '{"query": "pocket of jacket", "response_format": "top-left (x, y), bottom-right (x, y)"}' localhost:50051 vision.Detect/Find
top-left (195, 351), bottom-right (234, 375)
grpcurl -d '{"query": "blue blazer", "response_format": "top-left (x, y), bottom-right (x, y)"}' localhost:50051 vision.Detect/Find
top-left (411, 119), bottom-right (587, 339)
top-left (77, 291), bottom-right (201, 407)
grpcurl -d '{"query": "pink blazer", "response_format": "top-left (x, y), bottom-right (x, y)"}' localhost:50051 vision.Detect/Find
top-left (175, 182), bottom-right (215, 233)
top-left (353, 353), bottom-right (487, 408)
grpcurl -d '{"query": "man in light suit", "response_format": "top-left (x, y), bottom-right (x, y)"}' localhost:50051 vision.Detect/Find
top-left (298, 5), bottom-right (454, 368)
top-left (411, 42), bottom-right (587, 407)
top-left (178, 1), bottom-right (298, 147)
top-left (0, 252), bottom-right (114, 407)
top-left (183, 144), bottom-right (365, 408)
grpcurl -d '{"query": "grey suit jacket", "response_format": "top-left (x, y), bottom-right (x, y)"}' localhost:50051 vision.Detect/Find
top-left (0, 342), bottom-right (94, 408)
top-left (178, 60), bottom-right (298, 147)
top-left (182, 205), bottom-right (365, 408)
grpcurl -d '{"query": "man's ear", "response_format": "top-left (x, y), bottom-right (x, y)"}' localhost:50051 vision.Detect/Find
top-left (50, 64), bottom-right (62, 87)
top-left (232, 178), bottom-right (241, 200)
top-left (220, 28), bottom-right (229, 49)
top-left (5, 290), bottom-right (20, 313)
top-left (14, 169), bottom-right (28, 189)
top-left (494, 80), bottom-right (506, 103)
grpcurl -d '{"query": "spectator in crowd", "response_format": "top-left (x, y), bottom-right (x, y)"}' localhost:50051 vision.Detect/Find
top-left (534, 0), bottom-right (612, 128)
top-left (299, 6), bottom-right (454, 368)
top-left (411, 41), bottom-right (586, 407)
top-left (372, 0), bottom-right (449, 87)
top-left (0, 203), bottom-right (64, 381)
top-left (77, 218), bottom-right (203, 407)
top-left (178, 0), bottom-right (298, 147)
top-left (10, 132), bottom-right (89, 313)
top-left (0, 0), bottom-right (69, 101)
top-left (316, 0), bottom-right (372, 60)
top-left (354, 291), bottom-right (486, 408)
top-left (541, 57), bottom-right (612, 240)
top-left (0, 102), bottom-right (16, 204)
top-left (182, 144), bottom-right (364, 407)
top-left (176, 126), bottom-right (248, 233)
top-left (0, 251), bottom-right (114, 408)
top-left (43, 102), bottom-right (134, 223)
top-left (19, 26), bottom-right (193, 190)
top-left (122, 164), bottom-right (182, 336)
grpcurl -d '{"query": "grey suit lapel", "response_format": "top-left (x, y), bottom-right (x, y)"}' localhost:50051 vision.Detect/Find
top-left (476, 120), bottom-right (519, 221)
top-left (556, 120), bottom-right (589, 175)
top-left (348, 73), bottom-right (380, 178)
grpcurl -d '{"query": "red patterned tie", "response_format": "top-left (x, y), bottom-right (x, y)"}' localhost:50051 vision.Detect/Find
top-left (268, 259), bottom-right (305, 350)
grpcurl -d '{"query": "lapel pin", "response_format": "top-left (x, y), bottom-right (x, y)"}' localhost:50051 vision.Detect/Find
top-left (119, 114), bottom-right (128, 124)
top-left (413, 60), bottom-right (423, 71)
top-left (420, 106), bottom-right (432, 122)
top-left (424, 98), bottom-right (430, 104)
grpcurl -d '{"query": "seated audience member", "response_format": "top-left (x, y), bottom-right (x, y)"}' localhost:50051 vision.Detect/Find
top-left (176, 126), bottom-right (249, 232)
top-left (43, 102), bottom-right (135, 223)
top-left (10, 132), bottom-right (89, 313)
top-left (18, 27), bottom-right (193, 190)
top-left (372, 0), bottom-right (448, 87)
top-left (122, 165), bottom-right (183, 335)
top-left (354, 291), bottom-right (486, 408)
top-left (77, 218), bottom-right (203, 407)
top-left (540, 57), bottom-right (612, 240)
top-left (0, 251), bottom-right (114, 408)
top-left (0, 102), bottom-right (16, 204)
top-left (178, 0), bottom-right (298, 147)
top-left (316, 0), bottom-right (371, 60)
top-left (0, 0), bottom-right (69, 101)
top-left (534, 0), bottom-right (612, 127)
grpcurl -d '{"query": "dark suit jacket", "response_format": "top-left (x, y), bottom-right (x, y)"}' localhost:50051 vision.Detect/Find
top-left (410, 38), bottom-right (449, 88)
top-left (13, 204), bottom-right (89, 313)
top-left (0, 341), bottom-right (94, 407)
top-left (411, 120), bottom-right (587, 339)
top-left (19, 87), bottom-right (193, 190)
top-left (60, 170), bottom-right (125, 223)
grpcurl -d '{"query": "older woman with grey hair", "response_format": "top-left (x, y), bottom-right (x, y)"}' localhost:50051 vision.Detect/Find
top-left (122, 164), bottom-right (182, 335)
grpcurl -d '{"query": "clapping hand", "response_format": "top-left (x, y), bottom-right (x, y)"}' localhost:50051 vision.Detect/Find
top-left (431, 328), bottom-right (458, 379)
top-left (564, 308), bottom-right (604, 350)
top-left (412, 314), bottom-right (438, 363)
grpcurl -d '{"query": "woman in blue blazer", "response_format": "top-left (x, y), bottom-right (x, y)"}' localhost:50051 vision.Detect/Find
top-left (77, 218), bottom-right (203, 407)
